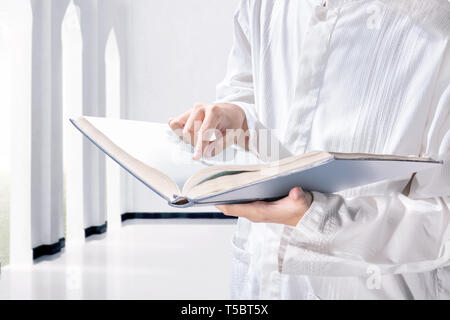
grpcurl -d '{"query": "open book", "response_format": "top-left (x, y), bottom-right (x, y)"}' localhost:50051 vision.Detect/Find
top-left (71, 116), bottom-right (441, 207)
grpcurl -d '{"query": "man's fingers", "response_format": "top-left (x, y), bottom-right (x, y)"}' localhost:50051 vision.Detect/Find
top-left (183, 106), bottom-right (206, 145)
top-left (201, 132), bottom-right (237, 158)
top-left (193, 112), bottom-right (220, 159)
top-left (216, 202), bottom-right (272, 223)
top-left (201, 126), bottom-right (248, 158)
top-left (216, 204), bottom-right (253, 219)
top-left (168, 110), bottom-right (191, 131)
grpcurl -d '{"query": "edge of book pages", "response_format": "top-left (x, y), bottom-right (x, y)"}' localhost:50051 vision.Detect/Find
top-left (70, 116), bottom-right (442, 208)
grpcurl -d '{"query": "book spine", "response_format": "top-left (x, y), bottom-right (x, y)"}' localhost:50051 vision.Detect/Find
top-left (168, 196), bottom-right (195, 208)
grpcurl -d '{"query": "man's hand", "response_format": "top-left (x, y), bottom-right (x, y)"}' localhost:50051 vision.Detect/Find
top-left (216, 187), bottom-right (313, 226)
top-left (168, 103), bottom-right (248, 159)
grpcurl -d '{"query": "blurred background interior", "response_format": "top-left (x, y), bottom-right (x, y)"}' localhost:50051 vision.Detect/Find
top-left (0, 0), bottom-right (240, 299)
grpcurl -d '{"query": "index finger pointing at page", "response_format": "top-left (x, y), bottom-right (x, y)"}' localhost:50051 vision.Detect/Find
top-left (193, 113), bottom-right (219, 160)
top-left (168, 109), bottom-right (191, 135)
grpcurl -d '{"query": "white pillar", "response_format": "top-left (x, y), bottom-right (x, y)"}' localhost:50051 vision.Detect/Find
top-left (76, 0), bottom-right (108, 233)
top-left (63, 0), bottom-right (85, 244)
top-left (111, 0), bottom-right (132, 217)
top-left (105, 29), bottom-right (122, 232)
top-left (10, 0), bottom-right (69, 264)
top-left (9, 0), bottom-right (33, 266)
top-left (28, 0), bottom-right (69, 257)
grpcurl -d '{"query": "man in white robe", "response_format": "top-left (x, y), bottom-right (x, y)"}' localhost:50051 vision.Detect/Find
top-left (169, 0), bottom-right (450, 299)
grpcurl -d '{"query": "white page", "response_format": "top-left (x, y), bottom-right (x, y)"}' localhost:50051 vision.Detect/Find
top-left (194, 158), bottom-right (441, 205)
top-left (86, 117), bottom-right (205, 189)
top-left (85, 117), bottom-right (262, 190)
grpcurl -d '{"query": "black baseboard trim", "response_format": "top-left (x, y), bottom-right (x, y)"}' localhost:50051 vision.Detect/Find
top-left (121, 212), bottom-right (237, 222)
top-left (33, 238), bottom-right (65, 260)
top-left (85, 222), bottom-right (108, 238)
top-left (31, 213), bottom-right (232, 260)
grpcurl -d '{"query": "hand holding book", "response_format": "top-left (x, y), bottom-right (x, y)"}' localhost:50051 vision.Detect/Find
top-left (167, 103), bottom-right (316, 223)
top-left (71, 116), bottom-right (441, 208)
top-left (168, 102), bottom-right (249, 160)
top-left (217, 186), bottom-right (313, 226)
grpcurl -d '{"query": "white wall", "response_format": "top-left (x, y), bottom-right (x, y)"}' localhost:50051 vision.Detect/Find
top-left (122, 0), bottom-right (240, 212)
top-left (128, 0), bottom-right (239, 121)
top-left (0, 1), bottom-right (14, 171)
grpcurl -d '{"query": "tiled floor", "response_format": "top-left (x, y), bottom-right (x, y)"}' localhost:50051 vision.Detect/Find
top-left (0, 219), bottom-right (236, 299)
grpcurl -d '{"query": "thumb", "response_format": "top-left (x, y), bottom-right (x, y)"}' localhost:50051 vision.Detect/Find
top-left (289, 187), bottom-right (314, 207)
top-left (289, 187), bottom-right (305, 201)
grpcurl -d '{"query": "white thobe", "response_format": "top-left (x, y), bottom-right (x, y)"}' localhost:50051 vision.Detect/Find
top-left (216, 0), bottom-right (450, 299)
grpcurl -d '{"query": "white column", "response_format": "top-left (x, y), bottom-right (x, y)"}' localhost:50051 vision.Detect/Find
top-left (28, 0), bottom-right (69, 255)
top-left (10, 0), bottom-right (69, 264)
top-left (105, 29), bottom-right (122, 231)
top-left (76, 0), bottom-right (108, 232)
top-left (9, 0), bottom-right (33, 265)
top-left (112, 0), bottom-right (132, 217)
top-left (63, 0), bottom-right (85, 244)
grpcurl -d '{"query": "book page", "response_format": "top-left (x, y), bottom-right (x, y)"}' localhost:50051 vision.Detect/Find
top-left (83, 117), bottom-right (209, 189)
top-left (192, 157), bottom-right (441, 205)
top-left (73, 117), bottom-right (192, 199)
top-left (184, 152), bottom-right (439, 200)
top-left (184, 151), bottom-right (334, 199)
top-left (76, 116), bottom-right (266, 200)
top-left (72, 117), bottom-right (441, 205)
